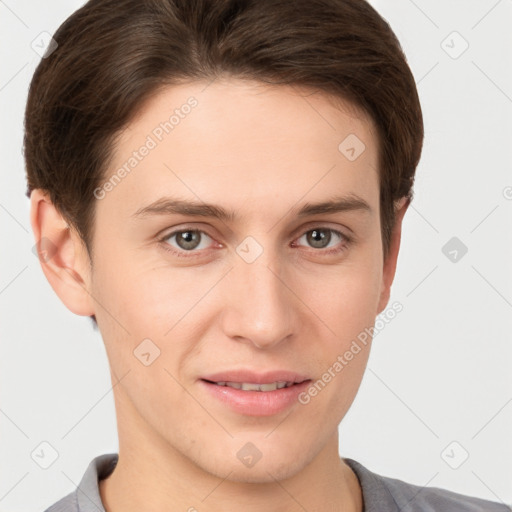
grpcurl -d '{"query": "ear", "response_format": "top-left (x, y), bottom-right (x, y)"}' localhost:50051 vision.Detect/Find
top-left (376, 196), bottom-right (409, 315)
top-left (29, 189), bottom-right (95, 316)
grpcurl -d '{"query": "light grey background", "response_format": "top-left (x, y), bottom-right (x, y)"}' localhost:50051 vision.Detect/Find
top-left (1, 1), bottom-right (511, 511)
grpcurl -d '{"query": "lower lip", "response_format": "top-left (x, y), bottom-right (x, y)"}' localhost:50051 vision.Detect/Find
top-left (199, 379), bottom-right (311, 416)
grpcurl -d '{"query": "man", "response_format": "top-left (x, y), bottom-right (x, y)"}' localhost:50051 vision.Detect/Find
top-left (25, 0), bottom-right (509, 510)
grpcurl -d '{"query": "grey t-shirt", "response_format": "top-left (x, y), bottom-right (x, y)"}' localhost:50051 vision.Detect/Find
top-left (43, 453), bottom-right (510, 512)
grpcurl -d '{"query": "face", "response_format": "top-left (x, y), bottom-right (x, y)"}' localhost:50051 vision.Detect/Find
top-left (64, 79), bottom-right (396, 482)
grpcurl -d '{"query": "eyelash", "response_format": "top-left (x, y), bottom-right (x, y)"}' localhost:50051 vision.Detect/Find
top-left (157, 226), bottom-right (352, 259)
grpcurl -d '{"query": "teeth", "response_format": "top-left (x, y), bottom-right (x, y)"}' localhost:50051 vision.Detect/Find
top-left (242, 382), bottom-right (265, 391)
top-left (214, 381), bottom-right (294, 391)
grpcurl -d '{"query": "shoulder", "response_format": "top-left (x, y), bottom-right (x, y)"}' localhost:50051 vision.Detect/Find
top-left (344, 458), bottom-right (511, 512)
top-left (43, 491), bottom-right (77, 512)
top-left (380, 472), bottom-right (511, 512)
top-left (42, 453), bottom-right (118, 512)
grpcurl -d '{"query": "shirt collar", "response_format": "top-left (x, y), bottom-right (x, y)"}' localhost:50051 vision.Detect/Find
top-left (343, 457), bottom-right (399, 511)
top-left (76, 453), bottom-right (118, 512)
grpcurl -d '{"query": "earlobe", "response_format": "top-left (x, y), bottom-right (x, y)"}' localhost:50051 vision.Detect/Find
top-left (377, 196), bottom-right (409, 315)
top-left (29, 189), bottom-right (95, 317)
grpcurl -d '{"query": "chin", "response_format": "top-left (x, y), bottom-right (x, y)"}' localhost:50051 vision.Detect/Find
top-left (206, 459), bottom-right (303, 484)
top-left (194, 439), bottom-right (314, 484)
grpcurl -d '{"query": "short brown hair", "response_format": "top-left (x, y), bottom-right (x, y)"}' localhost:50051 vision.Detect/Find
top-left (24, 0), bottom-right (423, 262)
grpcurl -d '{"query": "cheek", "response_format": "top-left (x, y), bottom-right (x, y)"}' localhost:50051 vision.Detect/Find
top-left (304, 255), bottom-right (382, 333)
top-left (299, 251), bottom-right (382, 390)
top-left (93, 248), bottom-right (185, 326)
top-left (90, 262), bottom-right (194, 410)
top-left (88, 250), bottom-right (165, 367)
top-left (296, 266), bottom-right (379, 424)
top-left (91, 253), bottom-right (213, 371)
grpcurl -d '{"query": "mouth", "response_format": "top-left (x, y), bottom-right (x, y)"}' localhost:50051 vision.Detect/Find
top-left (201, 379), bottom-right (303, 391)
top-left (199, 371), bottom-right (312, 416)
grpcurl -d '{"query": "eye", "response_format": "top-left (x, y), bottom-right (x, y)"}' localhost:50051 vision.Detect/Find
top-left (159, 228), bottom-right (215, 256)
top-left (158, 225), bottom-right (351, 258)
top-left (294, 227), bottom-right (350, 254)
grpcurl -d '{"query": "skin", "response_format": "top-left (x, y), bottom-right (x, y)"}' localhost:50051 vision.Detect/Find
top-left (30, 78), bottom-right (408, 512)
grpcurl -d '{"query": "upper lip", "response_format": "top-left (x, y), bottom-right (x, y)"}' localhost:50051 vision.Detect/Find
top-left (201, 369), bottom-right (310, 384)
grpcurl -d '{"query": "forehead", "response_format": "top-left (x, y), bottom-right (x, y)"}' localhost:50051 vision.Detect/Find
top-left (97, 78), bottom-right (380, 225)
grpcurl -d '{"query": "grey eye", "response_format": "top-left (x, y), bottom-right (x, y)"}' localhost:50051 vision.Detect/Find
top-left (305, 228), bottom-right (333, 249)
top-left (164, 229), bottom-right (213, 252)
top-left (175, 230), bottom-right (201, 250)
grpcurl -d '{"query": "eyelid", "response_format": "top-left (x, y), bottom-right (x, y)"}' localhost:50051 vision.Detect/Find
top-left (292, 220), bottom-right (353, 240)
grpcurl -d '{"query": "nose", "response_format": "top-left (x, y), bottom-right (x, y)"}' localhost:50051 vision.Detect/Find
top-left (220, 246), bottom-right (299, 350)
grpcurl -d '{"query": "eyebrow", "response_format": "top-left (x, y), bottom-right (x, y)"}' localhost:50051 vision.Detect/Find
top-left (131, 194), bottom-right (372, 222)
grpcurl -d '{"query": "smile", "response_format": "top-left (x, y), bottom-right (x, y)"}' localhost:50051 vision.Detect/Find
top-left (208, 381), bottom-right (296, 391)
